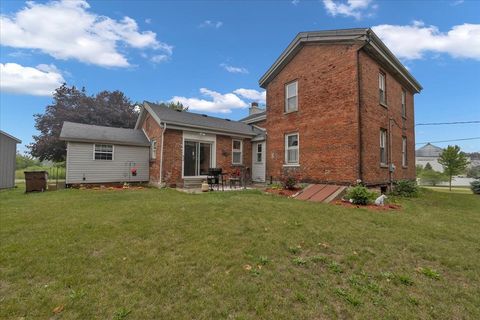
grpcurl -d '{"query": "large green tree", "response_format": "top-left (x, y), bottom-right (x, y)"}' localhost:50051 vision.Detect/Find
top-left (29, 84), bottom-right (138, 162)
top-left (438, 145), bottom-right (470, 191)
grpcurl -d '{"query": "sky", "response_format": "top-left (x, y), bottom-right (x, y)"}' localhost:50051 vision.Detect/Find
top-left (0, 0), bottom-right (479, 154)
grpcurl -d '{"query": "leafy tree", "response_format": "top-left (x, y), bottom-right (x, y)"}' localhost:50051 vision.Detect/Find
top-left (16, 153), bottom-right (40, 170)
top-left (416, 164), bottom-right (424, 176)
top-left (419, 169), bottom-right (448, 186)
top-left (438, 145), bottom-right (470, 191)
top-left (466, 165), bottom-right (480, 179)
top-left (424, 162), bottom-right (433, 171)
top-left (29, 84), bottom-right (138, 162)
top-left (154, 101), bottom-right (188, 111)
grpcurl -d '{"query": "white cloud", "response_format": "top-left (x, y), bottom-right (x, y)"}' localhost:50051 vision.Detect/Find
top-left (220, 63), bottom-right (249, 74)
top-left (0, 62), bottom-right (65, 96)
top-left (171, 88), bottom-right (250, 114)
top-left (151, 54), bottom-right (170, 63)
top-left (322, 0), bottom-right (375, 19)
top-left (0, 0), bottom-right (172, 67)
top-left (199, 20), bottom-right (223, 29)
top-left (292, 0), bottom-right (300, 5)
top-left (372, 22), bottom-right (480, 60)
top-left (452, 0), bottom-right (464, 5)
top-left (233, 89), bottom-right (266, 103)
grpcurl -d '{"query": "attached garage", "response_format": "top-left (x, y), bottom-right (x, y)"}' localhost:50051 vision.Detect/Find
top-left (60, 122), bottom-right (150, 185)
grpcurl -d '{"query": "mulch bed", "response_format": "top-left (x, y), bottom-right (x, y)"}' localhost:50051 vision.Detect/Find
top-left (265, 188), bottom-right (302, 197)
top-left (334, 199), bottom-right (401, 211)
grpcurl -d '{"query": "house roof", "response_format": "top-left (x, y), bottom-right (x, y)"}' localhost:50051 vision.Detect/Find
top-left (258, 28), bottom-right (422, 93)
top-left (0, 130), bottom-right (21, 143)
top-left (415, 143), bottom-right (444, 157)
top-left (240, 111), bottom-right (267, 124)
top-left (59, 122), bottom-right (150, 147)
top-left (142, 102), bottom-right (263, 137)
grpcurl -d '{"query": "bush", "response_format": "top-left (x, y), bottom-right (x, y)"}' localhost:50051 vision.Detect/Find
top-left (391, 180), bottom-right (418, 197)
top-left (345, 185), bottom-right (376, 205)
top-left (281, 175), bottom-right (298, 190)
top-left (418, 169), bottom-right (448, 186)
top-left (471, 180), bottom-right (480, 195)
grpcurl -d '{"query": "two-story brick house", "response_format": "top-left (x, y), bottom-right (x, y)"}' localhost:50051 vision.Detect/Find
top-left (61, 28), bottom-right (421, 189)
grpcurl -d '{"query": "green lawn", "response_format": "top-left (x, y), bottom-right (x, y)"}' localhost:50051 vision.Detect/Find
top-left (1, 185), bottom-right (479, 319)
top-left (423, 186), bottom-right (473, 194)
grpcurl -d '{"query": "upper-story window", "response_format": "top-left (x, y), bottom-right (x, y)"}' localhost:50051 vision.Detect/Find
top-left (402, 136), bottom-right (407, 167)
top-left (285, 81), bottom-right (298, 113)
top-left (232, 139), bottom-right (243, 165)
top-left (401, 90), bottom-right (406, 118)
top-left (379, 129), bottom-right (387, 165)
top-left (150, 139), bottom-right (157, 160)
top-left (285, 133), bottom-right (299, 164)
top-left (94, 144), bottom-right (113, 160)
top-left (379, 72), bottom-right (386, 105)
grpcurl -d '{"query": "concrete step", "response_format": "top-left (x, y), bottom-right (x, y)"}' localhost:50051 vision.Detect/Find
top-left (183, 178), bottom-right (204, 189)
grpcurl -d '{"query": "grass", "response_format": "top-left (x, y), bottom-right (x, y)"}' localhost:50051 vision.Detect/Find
top-left (423, 186), bottom-right (473, 194)
top-left (1, 185), bottom-right (479, 319)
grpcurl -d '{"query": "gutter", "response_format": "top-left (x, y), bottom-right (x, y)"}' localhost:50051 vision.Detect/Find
top-left (356, 40), bottom-right (369, 183)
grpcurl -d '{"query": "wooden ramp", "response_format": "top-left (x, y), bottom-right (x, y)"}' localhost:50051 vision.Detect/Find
top-left (294, 184), bottom-right (346, 203)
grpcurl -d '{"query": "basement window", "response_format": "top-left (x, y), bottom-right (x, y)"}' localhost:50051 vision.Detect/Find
top-left (232, 139), bottom-right (243, 165)
top-left (380, 129), bottom-right (387, 165)
top-left (285, 81), bottom-right (298, 113)
top-left (379, 72), bottom-right (386, 105)
top-left (94, 144), bottom-right (113, 160)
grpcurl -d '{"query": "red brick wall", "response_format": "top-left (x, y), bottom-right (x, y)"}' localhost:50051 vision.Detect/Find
top-left (216, 135), bottom-right (252, 177)
top-left (358, 51), bottom-right (416, 184)
top-left (264, 44), bottom-right (362, 184)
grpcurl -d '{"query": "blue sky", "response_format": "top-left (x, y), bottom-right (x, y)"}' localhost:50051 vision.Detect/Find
top-left (1, 0), bottom-right (479, 154)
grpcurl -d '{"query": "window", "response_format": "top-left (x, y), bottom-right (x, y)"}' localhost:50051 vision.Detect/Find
top-left (232, 139), bottom-right (243, 164)
top-left (285, 81), bottom-right (298, 112)
top-left (94, 144), bottom-right (113, 160)
top-left (285, 133), bottom-right (299, 164)
top-left (401, 90), bottom-right (406, 118)
top-left (379, 129), bottom-right (387, 165)
top-left (402, 136), bottom-right (407, 167)
top-left (379, 72), bottom-right (386, 105)
top-left (256, 143), bottom-right (263, 163)
top-left (150, 139), bottom-right (157, 159)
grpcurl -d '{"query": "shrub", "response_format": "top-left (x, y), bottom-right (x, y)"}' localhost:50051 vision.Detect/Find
top-left (418, 169), bottom-right (448, 186)
top-left (281, 175), bottom-right (298, 190)
top-left (470, 180), bottom-right (480, 195)
top-left (345, 185), bottom-right (376, 205)
top-left (392, 180), bottom-right (418, 197)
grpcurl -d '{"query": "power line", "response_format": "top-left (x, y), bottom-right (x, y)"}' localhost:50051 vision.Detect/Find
top-left (415, 137), bottom-right (480, 145)
top-left (415, 120), bottom-right (480, 126)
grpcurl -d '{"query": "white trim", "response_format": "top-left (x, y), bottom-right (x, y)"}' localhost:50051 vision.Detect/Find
top-left (93, 143), bottom-right (114, 161)
top-left (232, 139), bottom-right (243, 165)
top-left (285, 81), bottom-right (298, 113)
top-left (284, 132), bottom-right (299, 165)
top-left (243, 114), bottom-right (266, 124)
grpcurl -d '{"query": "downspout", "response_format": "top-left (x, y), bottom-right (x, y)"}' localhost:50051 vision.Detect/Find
top-left (159, 122), bottom-right (167, 187)
top-left (389, 117), bottom-right (393, 191)
top-left (356, 37), bottom-right (370, 184)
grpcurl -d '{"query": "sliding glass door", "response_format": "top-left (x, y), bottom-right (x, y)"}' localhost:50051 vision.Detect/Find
top-left (184, 140), bottom-right (213, 176)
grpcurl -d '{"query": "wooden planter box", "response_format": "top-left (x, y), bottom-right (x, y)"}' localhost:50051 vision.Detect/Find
top-left (24, 171), bottom-right (48, 192)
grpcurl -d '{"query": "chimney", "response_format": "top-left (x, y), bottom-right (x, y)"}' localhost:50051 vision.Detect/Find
top-left (249, 102), bottom-right (264, 115)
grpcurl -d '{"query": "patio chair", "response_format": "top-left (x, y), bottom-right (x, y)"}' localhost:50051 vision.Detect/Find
top-left (228, 168), bottom-right (241, 189)
top-left (207, 168), bottom-right (224, 191)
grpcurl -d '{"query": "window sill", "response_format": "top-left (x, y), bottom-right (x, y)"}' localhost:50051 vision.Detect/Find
top-left (380, 102), bottom-right (388, 109)
top-left (284, 110), bottom-right (298, 115)
top-left (283, 164), bottom-right (300, 167)
top-left (380, 164), bottom-right (388, 168)
top-left (231, 163), bottom-right (244, 167)
top-left (402, 166), bottom-right (408, 169)
top-left (402, 116), bottom-right (407, 120)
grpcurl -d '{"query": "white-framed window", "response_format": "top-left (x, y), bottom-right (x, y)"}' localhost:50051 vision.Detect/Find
top-left (256, 143), bottom-right (263, 163)
top-left (402, 136), bottom-right (407, 167)
top-left (151, 139), bottom-right (157, 160)
top-left (285, 81), bottom-right (298, 112)
top-left (379, 72), bottom-right (386, 105)
top-left (380, 129), bottom-right (387, 165)
top-left (94, 144), bottom-right (113, 160)
top-left (285, 133), bottom-right (299, 164)
top-left (232, 139), bottom-right (243, 165)
top-left (401, 90), bottom-right (406, 118)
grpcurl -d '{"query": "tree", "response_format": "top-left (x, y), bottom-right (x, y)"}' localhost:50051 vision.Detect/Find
top-left (419, 169), bottom-right (448, 186)
top-left (466, 165), bottom-right (480, 179)
top-left (424, 162), bottom-right (433, 171)
top-left (16, 153), bottom-right (40, 170)
top-left (155, 101), bottom-right (188, 112)
top-left (438, 145), bottom-right (470, 191)
top-left (29, 84), bottom-right (138, 162)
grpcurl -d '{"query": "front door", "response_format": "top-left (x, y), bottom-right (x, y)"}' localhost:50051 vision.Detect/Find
top-left (252, 141), bottom-right (266, 182)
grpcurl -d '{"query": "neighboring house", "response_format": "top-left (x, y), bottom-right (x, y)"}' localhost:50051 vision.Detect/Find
top-left (59, 122), bottom-right (150, 185)
top-left (0, 131), bottom-right (21, 189)
top-left (415, 143), bottom-right (444, 172)
top-left (60, 28), bottom-right (422, 189)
